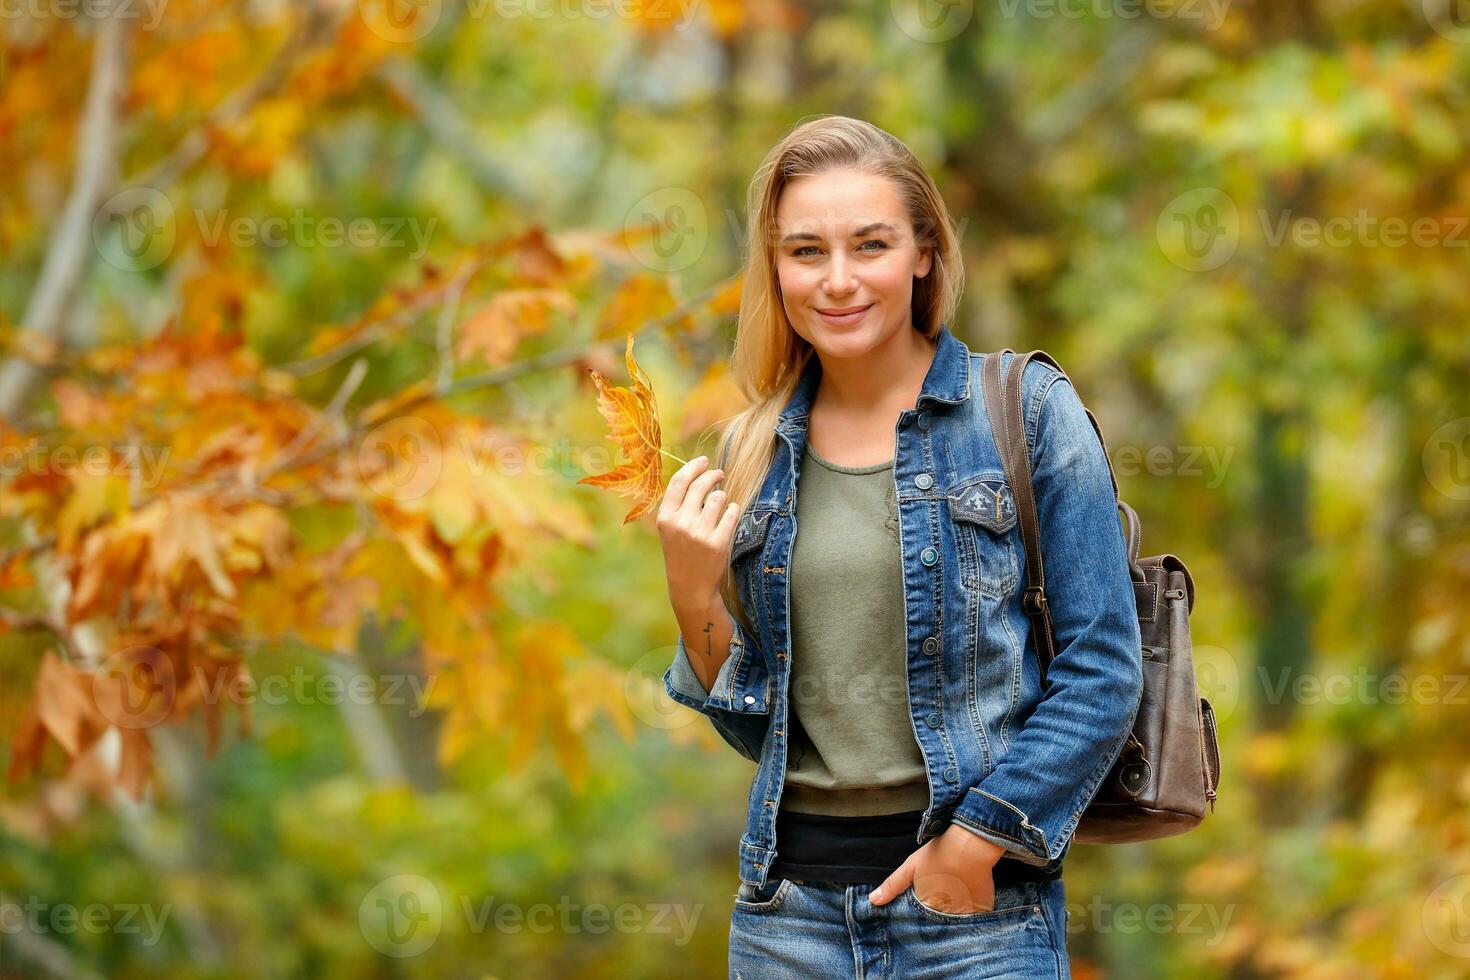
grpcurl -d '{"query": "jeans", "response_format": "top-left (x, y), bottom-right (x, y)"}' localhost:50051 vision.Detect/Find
top-left (728, 875), bottom-right (1070, 978)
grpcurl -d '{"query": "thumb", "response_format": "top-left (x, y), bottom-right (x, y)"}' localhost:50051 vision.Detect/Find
top-left (869, 855), bottom-right (915, 907)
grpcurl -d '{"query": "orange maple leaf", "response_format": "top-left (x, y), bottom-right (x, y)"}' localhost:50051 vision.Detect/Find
top-left (577, 335), bottom-right (681, 525)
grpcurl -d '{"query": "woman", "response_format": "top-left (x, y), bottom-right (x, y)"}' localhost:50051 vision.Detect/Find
top-left (657, 115), bottom-right (1143, 979)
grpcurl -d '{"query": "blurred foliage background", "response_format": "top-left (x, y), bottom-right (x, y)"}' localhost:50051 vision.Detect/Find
top-left (2, 0), bottom-right (1469, 977)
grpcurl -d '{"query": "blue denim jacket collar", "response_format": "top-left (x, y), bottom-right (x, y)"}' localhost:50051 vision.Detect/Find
top-left (775, 323), bottom-right (973, 431)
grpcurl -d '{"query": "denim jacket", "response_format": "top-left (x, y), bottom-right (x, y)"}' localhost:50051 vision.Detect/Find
top-left (663, 324), bottom-right (1144, 887)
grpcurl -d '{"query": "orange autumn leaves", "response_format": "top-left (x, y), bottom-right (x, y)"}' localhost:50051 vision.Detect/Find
top-left (578, 335), bottom-right (673, 524)
top-left (8, 648), bottom-right (252, 802)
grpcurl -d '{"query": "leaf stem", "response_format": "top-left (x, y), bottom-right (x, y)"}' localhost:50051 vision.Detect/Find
top-left (659, 448), bottom-right (690, 466)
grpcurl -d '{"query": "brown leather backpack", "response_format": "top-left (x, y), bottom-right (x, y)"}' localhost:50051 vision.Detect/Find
top-left (982, 349), bottom-right (1220, 843)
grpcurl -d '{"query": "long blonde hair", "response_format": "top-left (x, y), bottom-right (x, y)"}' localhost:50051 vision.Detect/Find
top-left (710, 115), bottom-right (964, 631)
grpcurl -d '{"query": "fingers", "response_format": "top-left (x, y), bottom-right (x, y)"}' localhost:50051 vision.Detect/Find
top-left (869, 855), bottom-right (915, 907)
top-left (677, 465), bottom-right (725, 524)
top-left (659, 455), bottom-right (709, 517)
top-left (712, 496), bottom-right (740, 549)
top-left (695, 483), bottom-right (732, 536)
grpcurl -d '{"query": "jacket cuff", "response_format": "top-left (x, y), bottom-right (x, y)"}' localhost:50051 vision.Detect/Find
top-left (949, 787), bottom-right (1057, 868)
top-left (662, 619), bottom-right (770, 715)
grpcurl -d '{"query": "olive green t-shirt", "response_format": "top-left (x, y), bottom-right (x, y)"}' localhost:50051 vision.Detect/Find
top-left (780, 441), bottom-right (930, 817)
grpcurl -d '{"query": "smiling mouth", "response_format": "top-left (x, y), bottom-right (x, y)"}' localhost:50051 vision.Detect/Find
top-left (817, 304), bottom-right (870, 327)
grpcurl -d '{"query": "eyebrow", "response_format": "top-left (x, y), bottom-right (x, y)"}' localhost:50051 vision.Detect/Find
top-left (779, 222), bottom-right (900, 246)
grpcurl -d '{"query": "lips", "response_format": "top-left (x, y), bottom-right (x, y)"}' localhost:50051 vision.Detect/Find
top-left (816, 303), bottom-right (873, 326)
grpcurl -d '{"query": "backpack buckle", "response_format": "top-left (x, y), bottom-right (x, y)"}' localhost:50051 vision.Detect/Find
top-left (1022, 586), bottom-right (1047, 616)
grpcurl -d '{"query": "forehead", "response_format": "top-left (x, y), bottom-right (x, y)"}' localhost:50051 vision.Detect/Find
top-left (774, 168), bottom-right (910, 236)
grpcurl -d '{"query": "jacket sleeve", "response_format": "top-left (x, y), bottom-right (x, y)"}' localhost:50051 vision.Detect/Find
top-left (663, 608), bottom-right (773, 763)
top-left (949, 372), bottom-right (1144, 870)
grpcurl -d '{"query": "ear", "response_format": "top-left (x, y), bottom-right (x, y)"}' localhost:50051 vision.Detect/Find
top-left (915, 245), bottom-right (933, 280)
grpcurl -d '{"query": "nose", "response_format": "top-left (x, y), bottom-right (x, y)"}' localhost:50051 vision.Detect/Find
top-left (823, 251), bottom-right (856, 298)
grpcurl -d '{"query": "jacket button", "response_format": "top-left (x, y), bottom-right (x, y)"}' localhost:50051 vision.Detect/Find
top-left (943, 767), bottom-right (958, 783)
top-left (917, 412), bottom-right (930, 429)
top-left (926, 712), bottom-right (941, 728)
top-left (922, 636), bottom-right (939, 655)
top-left (920, 546), bottom-right (938, 566)
top-left (914, 473), bottom-right (934, 490)
top-left (744, 695), bottom-right (756, 705)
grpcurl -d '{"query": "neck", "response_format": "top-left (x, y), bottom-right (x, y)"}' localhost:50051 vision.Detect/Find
top-left (813, 326), bottom-right (935, 416)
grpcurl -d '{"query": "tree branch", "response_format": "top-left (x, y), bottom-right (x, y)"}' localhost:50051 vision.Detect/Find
top-left (0, 15), bottom-right (129, 424)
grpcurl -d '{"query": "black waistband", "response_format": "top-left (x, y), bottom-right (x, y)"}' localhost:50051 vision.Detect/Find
top-left (766, 807), bottom-right (1061, 886)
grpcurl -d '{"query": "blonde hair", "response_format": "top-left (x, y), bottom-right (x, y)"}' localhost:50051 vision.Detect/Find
top-left (709, 115), bottom-right (964, 631)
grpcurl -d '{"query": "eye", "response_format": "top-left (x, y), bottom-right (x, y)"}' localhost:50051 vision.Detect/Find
top-left (792, 245), bottom-right (822, 257)
top-left (858, 239), bottom-right (889, 252)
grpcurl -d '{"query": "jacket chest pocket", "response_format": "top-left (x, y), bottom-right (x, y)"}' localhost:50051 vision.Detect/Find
top-left (947, 477), bottom-right (1019, 599)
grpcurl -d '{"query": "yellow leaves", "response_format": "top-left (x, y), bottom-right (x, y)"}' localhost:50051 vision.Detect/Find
top-left (357, 379), bottom-right (438, 429)
top-left (131, 28), bottom-right (247, 122)
top-left (0, 326), bottom-right (63, 366)
top-left (55, 472), bottom-right (130, 551)
top-left (6, 649), bottom-right (158, 803)
top-left (628, 0), bottom-right (745, 37)
top-left (562, 657), bottom-right (638, 743)
top-left (361, 420), bottom-right (594, 590)
top-left (69, 495), bottom-right (292, 621)
top-left (457, 288), bottom-right (576, 366)
top-left (215, 96), bottom-right (308, 178)
top-left (1240, 730), bottom-right (1291, 779)
top-left (355, 0), bottom-right (439, 51)
top-left (51, 378), bottom-right (112, 430)
top-left (29, 650), bottom-right (104, 759)
top-left (708, 274), bottom-right (745, 315)
top-left (504, 225), bottom-right (572, 285)
top-left (577, 335), bottom-right (669, 525)
top-left (677, 360), bottom-right (748, 442)
top-left (595, 273), bottom-right (678, 340)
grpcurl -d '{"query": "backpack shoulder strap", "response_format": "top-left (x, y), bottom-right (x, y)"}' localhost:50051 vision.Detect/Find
top-left (981, 348), bottom-right (1125, 681)
top-left (982, 350), bottom-right (1059, 679)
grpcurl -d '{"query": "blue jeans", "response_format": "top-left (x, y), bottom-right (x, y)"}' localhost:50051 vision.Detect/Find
top-left (728, 876), bottom-right (1070, 979)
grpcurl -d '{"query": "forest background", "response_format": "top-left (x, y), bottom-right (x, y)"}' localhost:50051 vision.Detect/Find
top-left (2, 0), bottom-right (1468, 976)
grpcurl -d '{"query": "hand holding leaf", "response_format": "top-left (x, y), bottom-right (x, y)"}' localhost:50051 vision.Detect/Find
top-left (577, 335), bottom-right (685, 524)
top-left (579, 336), bottom-right (740, 611)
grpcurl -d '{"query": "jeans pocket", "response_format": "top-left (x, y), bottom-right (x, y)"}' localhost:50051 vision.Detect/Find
top-left (905, 880), bottom-right (1043, 925)
top-left (734, 876), bottom-right (793, 913)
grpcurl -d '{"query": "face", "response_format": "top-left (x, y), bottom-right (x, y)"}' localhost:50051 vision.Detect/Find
top-left (772, 167), bottom-right (933, 357)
